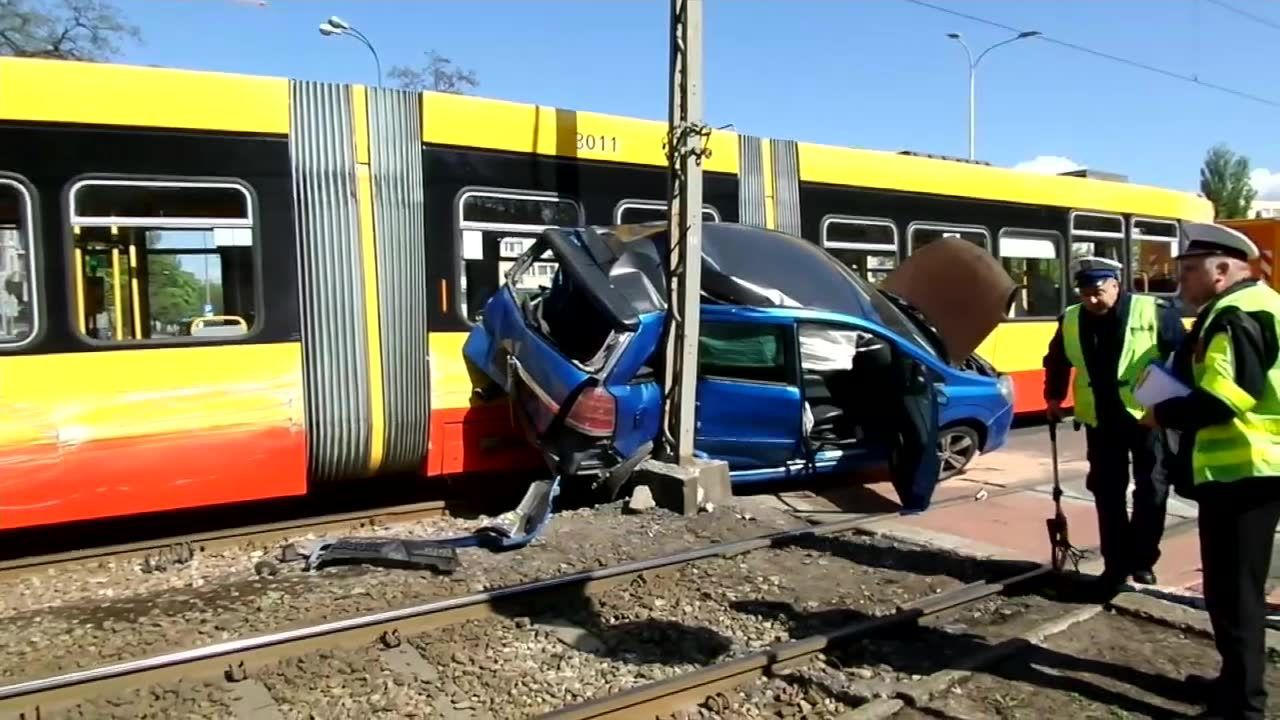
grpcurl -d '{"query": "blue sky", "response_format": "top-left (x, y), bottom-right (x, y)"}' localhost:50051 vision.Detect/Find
top-left (111, 0), bottom-right (1279, 197)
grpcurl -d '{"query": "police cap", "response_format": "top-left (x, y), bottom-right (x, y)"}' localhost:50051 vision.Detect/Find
top-left (1072, 256), bottom-right (1123, 290)
top-left (1175, 222), bottom-right (1258, 262)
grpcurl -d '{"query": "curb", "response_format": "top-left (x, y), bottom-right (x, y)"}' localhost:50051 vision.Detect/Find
top-left (1107, 591), bottom-right (1280, 650)
top-left (845, 605), bottom-right (1104, 719)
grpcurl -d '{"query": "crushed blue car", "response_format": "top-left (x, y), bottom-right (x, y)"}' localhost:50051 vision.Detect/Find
top-left (462, 222), bottom-right (1014, 510)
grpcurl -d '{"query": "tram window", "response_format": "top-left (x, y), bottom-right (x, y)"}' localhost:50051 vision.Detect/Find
top-left (456, 190), bottom-right (583, 323)
top-left (1069, 211), bottom-right (1125, 303)
top-left (998, 228), bottom-right (1063, 319)
top-left (0, 179), bottom-right (36, 347)
top-left (613, 201), bottom-right (720, 225)
top-left (69, 180), bottom-right (257, 343)
top-left (1131, 218), bottom-right (1179, 295)
top-left (821, 216), bottom-right (899, 284)
top-left (908, 223), bottom-right (990, 253)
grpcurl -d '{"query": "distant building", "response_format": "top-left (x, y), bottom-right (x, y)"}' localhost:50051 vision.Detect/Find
top-left (1251, 200), bottom-right (1280, 218)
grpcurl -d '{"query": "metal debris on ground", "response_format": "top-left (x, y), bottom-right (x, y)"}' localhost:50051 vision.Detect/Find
top-left (304, 537), bottom-right (461, 573)
top-left (280, 477), bottom-right (564, 573)
top-left (430, 476), bottom-right (561, 552)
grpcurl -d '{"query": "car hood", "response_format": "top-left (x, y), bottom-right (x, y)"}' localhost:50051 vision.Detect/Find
top-left (878, 236), bottom-right (1016, 363)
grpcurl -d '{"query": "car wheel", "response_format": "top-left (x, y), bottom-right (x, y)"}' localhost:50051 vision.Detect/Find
top-left (937, 425), bottom-right (980, 480)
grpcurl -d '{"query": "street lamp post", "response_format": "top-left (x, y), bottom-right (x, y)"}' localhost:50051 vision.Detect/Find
top-left (319, 15), bottom-right (382, 88)
top-left (946, 30), bottom-right (1040, 161)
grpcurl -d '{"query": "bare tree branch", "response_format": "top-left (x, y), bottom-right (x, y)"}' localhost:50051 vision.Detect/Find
top-left (0, 0), bottom-right (141, 61)
top-left (389, 50), bottom-right (478, 94)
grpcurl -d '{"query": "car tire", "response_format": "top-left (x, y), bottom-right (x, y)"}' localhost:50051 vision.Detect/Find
top-left (937, 424), bottom-right (980, 480)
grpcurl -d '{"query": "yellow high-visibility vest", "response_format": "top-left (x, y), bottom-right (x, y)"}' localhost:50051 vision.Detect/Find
top-left (1190, 283), bottom-right (1280, 486)
top-left (1062, 294), bottom-right (1160, 427)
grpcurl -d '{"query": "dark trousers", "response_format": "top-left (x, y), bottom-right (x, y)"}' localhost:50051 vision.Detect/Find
top-left (1084, 420), bottom-right (1170, 575)
top-left (890, 384), bottom-right (940, 514)
top-left (1198, 478), bottom-right (1280, 720)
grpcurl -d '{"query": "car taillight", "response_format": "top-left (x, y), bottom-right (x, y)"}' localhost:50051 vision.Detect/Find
top-left (565, 386), bottom-right (616, 437)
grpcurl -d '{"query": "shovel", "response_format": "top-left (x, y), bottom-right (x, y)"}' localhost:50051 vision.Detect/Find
top-left (1046, 418), bottom-right (1087, 572)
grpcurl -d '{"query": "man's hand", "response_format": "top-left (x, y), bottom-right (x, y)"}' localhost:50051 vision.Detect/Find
top-left (1046, 400), bottom-right (1065, 423)
top-left (1139, 409), bottom-right (1159, 428)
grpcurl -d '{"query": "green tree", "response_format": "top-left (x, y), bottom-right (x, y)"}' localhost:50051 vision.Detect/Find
top-left (146, 254), bottom-right (204, 325)
top-left (389, 50), bottom-right (478, 94)
top-left (1200, 143), bottom-right (1258, 220)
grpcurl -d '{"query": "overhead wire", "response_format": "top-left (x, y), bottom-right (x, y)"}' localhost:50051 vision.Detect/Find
top-left (1204, 0), bottom-right (1280, 33)
top-left (899, 0), bottom-right (1280, 108)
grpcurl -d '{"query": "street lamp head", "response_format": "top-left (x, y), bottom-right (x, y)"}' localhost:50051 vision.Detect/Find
top-left (318, 22), bottom-right (341, 36)
top-left (946, 32), bottom-right (962, 40)
top-left (1017, 31), bottom-right (1042, 39)
top-left (326, 16), bottom-right (351, 30)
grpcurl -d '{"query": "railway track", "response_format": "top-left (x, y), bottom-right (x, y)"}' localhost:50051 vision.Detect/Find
top-left (0, 473), bottom-right (1047, 585)
top-left (544, 519), bottom-right (1201, 720)
top-left (0, 480), bottom-right (1196, 719)
top-left (0, 499), bottom-right (454, 583)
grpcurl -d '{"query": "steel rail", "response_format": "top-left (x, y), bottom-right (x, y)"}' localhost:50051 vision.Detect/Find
top-left (538, 517), bottom-right (1201, 720)
top-left (0, 500), bottom-right (453, 582)
top-left (0, 480), bottom-right (1042, 713)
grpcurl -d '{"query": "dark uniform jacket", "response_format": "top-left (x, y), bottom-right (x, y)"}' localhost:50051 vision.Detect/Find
top-left (1043, 292), bottom-right (1186, 427)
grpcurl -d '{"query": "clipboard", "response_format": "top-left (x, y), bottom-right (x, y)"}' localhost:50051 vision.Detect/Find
top-left (1134, 362), bottom-right (1191, 408)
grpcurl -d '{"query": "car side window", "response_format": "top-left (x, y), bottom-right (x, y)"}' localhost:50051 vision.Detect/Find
top-left (698, 321), bottom-right (791, 384)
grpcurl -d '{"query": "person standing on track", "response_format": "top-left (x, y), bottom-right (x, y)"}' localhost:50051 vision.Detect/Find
top-left (1144, 222), bottom-right (1280, 720)
top-left (1042, 256), bottom-right (1184, 592)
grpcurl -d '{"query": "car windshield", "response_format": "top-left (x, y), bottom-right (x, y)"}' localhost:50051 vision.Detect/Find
top-left (835, 270), bottom-right (939, 358)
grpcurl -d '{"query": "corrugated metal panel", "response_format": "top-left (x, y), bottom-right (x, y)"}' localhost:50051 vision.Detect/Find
top-left (368, 87), bottom-right (429, 472)
top-left (771, 138), bottom-right (802, 236)
top-left (737, 134), bottom-right (766, 228)
top-left (289, 80), bottom-right (372, 482)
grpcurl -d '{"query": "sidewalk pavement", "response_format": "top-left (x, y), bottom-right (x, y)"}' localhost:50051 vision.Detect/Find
top-left (755, 425), bottom-right (1280, 606)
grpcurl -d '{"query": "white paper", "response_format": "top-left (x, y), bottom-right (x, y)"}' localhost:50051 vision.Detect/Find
top-left (1134, 363), bottom-right (1191, 408)
top-left (461, 230), bottom-right (484, 260)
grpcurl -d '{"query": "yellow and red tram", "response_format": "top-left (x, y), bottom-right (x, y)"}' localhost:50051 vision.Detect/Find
top-left (0, 57), bottom-right (1212, 530)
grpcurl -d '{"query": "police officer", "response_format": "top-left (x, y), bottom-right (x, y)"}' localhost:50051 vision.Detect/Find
top-left (1145, 222), bottom-right (1280, 720)
top-left (1043, 256), bottom-right (1184, 591)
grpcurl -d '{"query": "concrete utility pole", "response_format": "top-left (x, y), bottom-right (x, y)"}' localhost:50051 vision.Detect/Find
top-left (637, 0), bottom-right (729, 515)
top-left (661, 0), bottom-right (706, 464)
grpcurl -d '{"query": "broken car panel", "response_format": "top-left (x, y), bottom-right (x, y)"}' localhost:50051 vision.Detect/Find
top-left (462, 223), bottom-right (1015, 509)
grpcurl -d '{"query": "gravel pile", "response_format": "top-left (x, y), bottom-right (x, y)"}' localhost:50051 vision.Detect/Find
top-left (0, 499), bottom-right (808, 683)
top-left (40, 528), bottom-right (1043, 720)
top-left (225, 534), bottom-right (961, 719)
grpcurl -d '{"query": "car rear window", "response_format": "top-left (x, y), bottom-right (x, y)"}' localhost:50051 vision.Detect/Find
top-left (510, 242), bottom-right (619, 365)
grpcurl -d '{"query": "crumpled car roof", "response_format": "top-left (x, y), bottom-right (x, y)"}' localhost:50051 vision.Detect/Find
top-left (590, 222), bottom-right (878, 318)
top-left (570, 221), bottom-right (1013, 362)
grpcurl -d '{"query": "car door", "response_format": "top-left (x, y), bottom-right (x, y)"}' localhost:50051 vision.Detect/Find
top-left (694, 310), bottom-right (804, 470)
top-left (800, 313), bottom-right (945, 509)
top-left (861, 319), bottom-right (945, 510)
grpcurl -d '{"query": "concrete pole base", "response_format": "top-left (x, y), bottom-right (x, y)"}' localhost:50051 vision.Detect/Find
top-left (634, 456), bottom-right (731, 516)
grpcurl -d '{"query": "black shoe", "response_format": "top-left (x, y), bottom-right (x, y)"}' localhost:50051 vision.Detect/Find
top-left (1089, 570), bottom-right (1127, 600)
top-left (1132, 570), bottom-right (1158, 585)
top-left (1184, 673), bottom-right (1222, 707)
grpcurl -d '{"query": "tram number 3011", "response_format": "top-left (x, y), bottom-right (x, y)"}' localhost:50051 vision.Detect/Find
top-left (576, 133), bottom-right (619, 153)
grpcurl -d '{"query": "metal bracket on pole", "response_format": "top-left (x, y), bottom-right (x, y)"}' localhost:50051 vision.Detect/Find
top-left (659, 0), bottom-right (708, 465)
